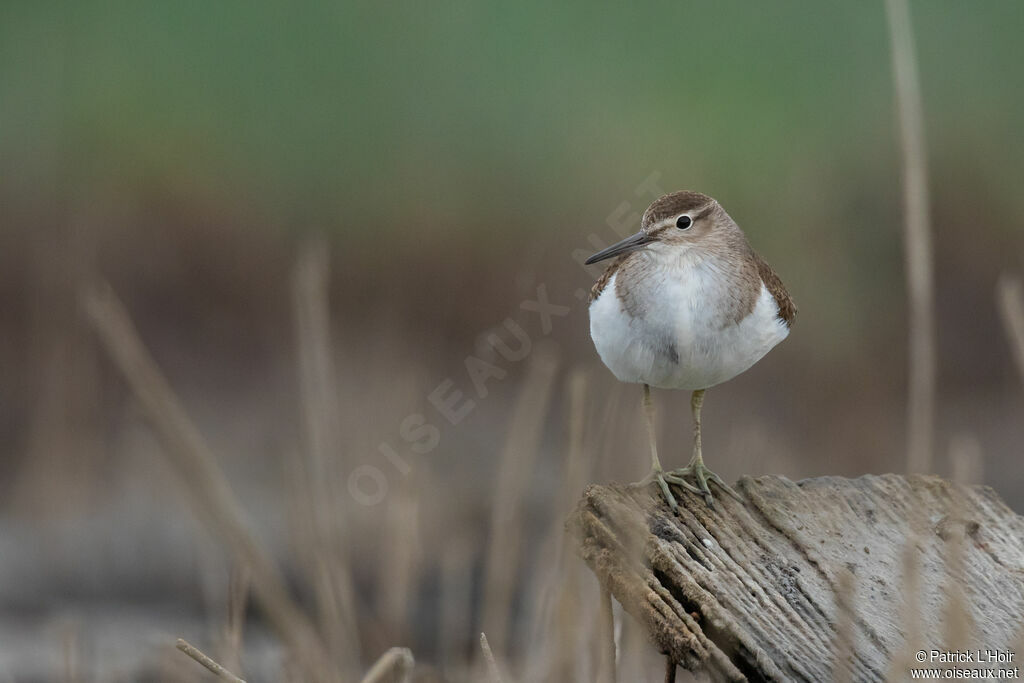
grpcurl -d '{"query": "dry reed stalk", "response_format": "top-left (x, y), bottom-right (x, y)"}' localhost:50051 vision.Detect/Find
top-left (219, 564), bottom-right (250, 676)
top-left (438, 536), bottom-right (474, 675)
top-left (831, 570), bottom-right (856, 683)
top-left (598, 586), bottom-right (617, 683)
top-left (948, 433), bottom-right (982, 489)
top-left (292, 237), bottom-right (361, 670)
top-left (281, 445), bottom-right (354, 675)
top-left (480, 633), bottom-right (505, 683)
top-left (529, 370), bottom-right (590, 682)
top-left (367, 369), bottom-right (427, 644)
top-left (81, 281), bottom-right (336, 682)
top-left (358, 647), bottom-right (414, 683)
top-left (60, 619), bottom-right (82, 683)
top-left (293, 237), bottom-right (343, 483)
top-left (997, 273), bottom-right (1024, 387)
top-left (563, 370), bottom-right (590, 511)
top-left (176, 638), bottom-right (247, 683)
top-left (378, 476), bottom-right (423, 645)
top-left (532, 557), bottom-right (587, 683)
top-left (17, 218), bottom-right (103, 515)
top-left (1014, 626), bottom-right (1024, 678)
top-left (480, 348), bottom-right (560, 651)
top-left (594, 381), bottom-right (626, 483)
top-left (885, 0), bottom-right (936, 474)
top-left (521, 518), bottom-right (568, 682)
top-left (886, 515), bottom-right (925, 682)
top-left (663, 658), bottom-right (676, 683)
top-left (941, 543), bottom-right (972, 660)
top-left (618, 609), bottom-right (652, 683)
top-left (942, 435), bottom-right (981, 656)
top-left (283, 447), bottom-right (346, 670)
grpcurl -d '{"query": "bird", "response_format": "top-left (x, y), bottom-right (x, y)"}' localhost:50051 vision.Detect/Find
top-left (585, 190), bottom-right (795, 509)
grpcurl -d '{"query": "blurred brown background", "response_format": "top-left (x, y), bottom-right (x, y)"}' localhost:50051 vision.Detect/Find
top-left (2, 1), bottom-right (1023, 681)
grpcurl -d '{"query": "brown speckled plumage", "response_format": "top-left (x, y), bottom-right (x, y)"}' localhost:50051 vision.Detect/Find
top-left (752, 251), bottom-right (796, 327)
top-left (589, 254), bottom-right (629, 303)
top-left (589, 244), bottom-right (795, 329)
top-left (642, 191), bottom-right (715, 228)
top-left (588, 190), bottom-right (796, 328)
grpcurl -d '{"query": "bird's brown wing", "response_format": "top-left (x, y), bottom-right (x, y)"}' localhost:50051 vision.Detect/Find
top-left (752, 252), bottom-right (796, 327)
top-left (589, 254), bottom-right (629, 303)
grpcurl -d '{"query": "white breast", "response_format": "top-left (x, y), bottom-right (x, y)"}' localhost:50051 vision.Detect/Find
top-left (589, 264), bottom-right (789, 391)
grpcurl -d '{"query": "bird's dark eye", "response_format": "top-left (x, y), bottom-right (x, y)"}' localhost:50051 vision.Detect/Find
top-left (676, 215), bottom-right (692, 230)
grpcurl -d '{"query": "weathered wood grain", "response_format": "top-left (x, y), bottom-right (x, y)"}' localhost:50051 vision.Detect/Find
top-left (568, 474), bottom-right (1024, 682)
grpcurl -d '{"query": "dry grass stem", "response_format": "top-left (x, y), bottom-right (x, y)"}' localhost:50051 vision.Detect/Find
top-left (380, 483), bottom-right (423, 645)
top-left (663, 657), bottom-right (676, 683)
top-left (886, 0), bottom-right (936, 474)
top-left (594, 381), bottom-right (627, 483)
top-left (480, 349), bottom-right (559, 650)
top-left (81, 281), bottom-right (335, 681)
top-left (292, 237), bottom-right (361, 669)
top-left (438, 538), bottom-right (473, 675)
top-left (948, 433), bottom-right (982, 487)
top-left (997, 273), bottom-right (1024, 387)
top-left (831, 570), bottom-right (856, 683)
top-left (219, 565), bottom-right (250, 676)
top-left (598, 586), bottom-right (616, 683)
top-left (527, 369), bottom-right (591, 682)
top-left (176, 638), bottom-right (247, 683)
top-left (480, 633), bottom-right (505, 683)
top-left (17, 220), bottom-right (103, 516)
top-left (942, 436), bottom-right (981, 654)
top-left (1014, 626), bottom-right (1024, 678)
top-left (563, 369), bottom-right (589, 511)
top-left (942, 536), bottom-right (972, 656)
top-left (886, 520), bottom-right (925, 682)
top-left (358, 647), bottom-right (414, 683)
top-left (60, 620), bottom-right (82, 683)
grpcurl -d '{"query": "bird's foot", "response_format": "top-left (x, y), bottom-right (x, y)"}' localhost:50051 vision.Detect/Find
top-left (639, 466), bottom-right (693, 512)
top-left (665, 461), bottom-right (743, 506)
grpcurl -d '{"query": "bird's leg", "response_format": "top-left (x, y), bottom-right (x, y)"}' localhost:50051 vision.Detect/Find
top-left (639, 385), bottom-right (700, 511)
top-left (666, 389), bottom-right (743, 505)
top-left (639, 384), bottom-right (676, 510)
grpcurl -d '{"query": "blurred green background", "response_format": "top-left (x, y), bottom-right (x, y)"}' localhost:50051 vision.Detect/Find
top-left (2, 1), bottom-right (1023, 680)
top-left (4, 1), bottom-right (1023, 350)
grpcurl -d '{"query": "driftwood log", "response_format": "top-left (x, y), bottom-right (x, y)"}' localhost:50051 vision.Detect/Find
top-left (568, 474), bottom-right (1024, 682)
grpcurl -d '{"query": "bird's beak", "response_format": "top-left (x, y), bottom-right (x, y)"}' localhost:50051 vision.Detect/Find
top-left (584, 231), bottom-right (654, 265)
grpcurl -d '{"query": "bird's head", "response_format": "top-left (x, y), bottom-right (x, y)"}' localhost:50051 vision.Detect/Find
top-left (584, 191), bottom-right (727, 265)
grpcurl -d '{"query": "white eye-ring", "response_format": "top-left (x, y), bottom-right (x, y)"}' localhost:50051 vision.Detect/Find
top-left (676, 214), bottom-right (693, 230)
